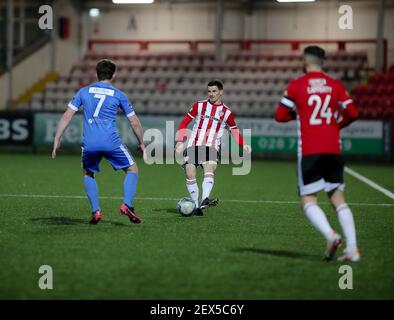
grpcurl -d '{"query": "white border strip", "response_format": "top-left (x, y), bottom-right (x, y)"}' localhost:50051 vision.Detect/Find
top-left (0, 193), bottom-right (393, 207)
top-left (68, 103), bottom-right (78, 111)
top-left (345, 166), bottom-right (394, 201)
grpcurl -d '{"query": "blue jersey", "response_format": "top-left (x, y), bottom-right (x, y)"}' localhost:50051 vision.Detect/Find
top-left (68, 82), bottom-right (135, 151)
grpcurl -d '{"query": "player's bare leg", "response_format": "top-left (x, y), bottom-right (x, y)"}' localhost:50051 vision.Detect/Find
top-left (301, 194), bottom-right (341, 261)
top-left (328, 189), bottom-right (360, 262)
top-left (120, 164), bottom-right (141, 223)
top-left (84, 171), bottom-right (102, 224)
top-left (185, 164), bottom-right (201, 214)
top-left (200, 161), bottom-right (219, 210)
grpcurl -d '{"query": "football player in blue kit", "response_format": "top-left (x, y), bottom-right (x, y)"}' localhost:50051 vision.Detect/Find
top-left (52, 59), bottom-right (145, 225)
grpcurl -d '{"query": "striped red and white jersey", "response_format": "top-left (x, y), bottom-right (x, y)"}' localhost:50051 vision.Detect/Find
top-left (183, 99), bottom-right (238, 151)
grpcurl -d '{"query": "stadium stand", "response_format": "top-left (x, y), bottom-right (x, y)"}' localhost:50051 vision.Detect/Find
top-left (28, 47), bottom-right (369, 117)
top-left (352, 66), bottom-right (394, 120)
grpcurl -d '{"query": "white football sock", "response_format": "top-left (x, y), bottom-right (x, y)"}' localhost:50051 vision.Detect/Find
top-left (303, 202), bottom-right (335, 240)
top-left (202, 173), bottom-right (214, 200)
top-left (336, 203), bottom-right (357, 252)
top-left (186, 178), bottom-right (199, 208)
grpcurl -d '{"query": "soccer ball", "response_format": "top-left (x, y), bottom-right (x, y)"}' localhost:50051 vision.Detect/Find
top-left (177, 198), bottom-right (196, 217)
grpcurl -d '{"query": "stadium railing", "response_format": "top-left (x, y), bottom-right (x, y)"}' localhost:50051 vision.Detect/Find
top-left (87, 38), bottom-right (387, 71)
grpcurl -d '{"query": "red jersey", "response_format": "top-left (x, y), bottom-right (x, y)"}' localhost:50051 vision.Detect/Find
top-left (177, 99), bottom-right (244, 151)
top-left (275, 71), bottom-right (358, 156)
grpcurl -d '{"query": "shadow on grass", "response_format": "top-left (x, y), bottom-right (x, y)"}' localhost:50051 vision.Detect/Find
top-left (30, 216), bottom-right (127, 227)
top-left (234, 247), bottom-right (320, 261)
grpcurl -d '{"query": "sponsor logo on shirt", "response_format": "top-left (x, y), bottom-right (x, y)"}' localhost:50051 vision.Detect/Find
top-left (307, 78), bottom-right (332, 94)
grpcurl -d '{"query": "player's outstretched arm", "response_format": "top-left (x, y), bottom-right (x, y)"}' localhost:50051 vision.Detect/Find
top-left (227, 112), bottom-right (252, 153)
top-left (128, 115), bottom-right (145, 151)
top-left (52, 108), bottom-right (76, 159)
top-left (230, 128), bottom-right (252, 153)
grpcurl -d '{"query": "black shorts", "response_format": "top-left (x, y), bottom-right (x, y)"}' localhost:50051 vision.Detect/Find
top-left (182, 146), bottom-right (220, 168)
top-left (298, 154), bottom-right (345, 196)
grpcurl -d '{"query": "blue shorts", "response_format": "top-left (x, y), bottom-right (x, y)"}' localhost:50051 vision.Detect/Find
top-left (81, 144), bottom-right (135, 173)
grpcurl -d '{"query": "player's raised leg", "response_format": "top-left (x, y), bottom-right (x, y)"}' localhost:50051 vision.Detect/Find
top-left (185, 164), bottom-right (200, 210)
top-left (201, 161), bottom-right (219, 210)
top-left (328, 189), bottom-right (360, 262)
top-left (84, 171), bottom-right (102, 224)
top-left (301, 195), bottom-right (341, 261)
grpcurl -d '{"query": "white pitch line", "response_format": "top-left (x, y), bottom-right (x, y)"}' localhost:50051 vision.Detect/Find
top-left (0, 193), bottom-right (393, 207)
top-left (345, 166), bottom-right (394, 201)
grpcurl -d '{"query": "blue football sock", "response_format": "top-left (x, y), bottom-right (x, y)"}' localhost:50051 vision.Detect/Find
top-left (84, 176), bottom-right (100, 212)
top-left (124, 172), bottom-right (138, 207)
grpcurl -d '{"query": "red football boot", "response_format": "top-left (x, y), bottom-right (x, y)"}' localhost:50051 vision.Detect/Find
top-left (120, 203), bottom-right (141, 224)
top-left (323, 233), bottom-right (342, 262)
top-left (89, 210), bottom-right (102, 225)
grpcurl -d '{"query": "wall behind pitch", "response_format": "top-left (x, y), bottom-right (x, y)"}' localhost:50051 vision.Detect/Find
top-left (0, 0), bottom-right (81, 110)
top-left (85, 1), bottom-right (394, 66)
top-left (0, 44), bottom-right (52, 110)
top-left (87, 3), bottom-right (220, 41)
top-left (53, 0), bottom-right (80, 75)
top-left (87, 1), bottom-right (386, 40)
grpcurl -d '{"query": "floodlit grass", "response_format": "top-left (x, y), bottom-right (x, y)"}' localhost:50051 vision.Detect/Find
top-left (0, 154), bottom-right (393, 299)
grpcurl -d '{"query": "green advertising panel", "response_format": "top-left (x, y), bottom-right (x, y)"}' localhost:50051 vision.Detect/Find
top-left (34, 113), bottom-right (385, 155)
top-left (34, 113), bottom-right (183, 147)
top-left (236, 118), bottom-right (384, 155)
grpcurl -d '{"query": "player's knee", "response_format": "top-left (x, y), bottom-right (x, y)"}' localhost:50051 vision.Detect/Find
top-left (328, 189), bottom-right (345, 208)
top-left (203, 162), bottom-right (217, 173)
top-left (331, 200), bottom-right (347, 212)
top-left (300, 195), bottom-right (317, 207)
top-left (185, 168), bottom-right (196, 180)
top-left (125, 164), bottom-right (138, 174)
top-left (185, 170), bottom-right (196, 180)
top-left (207, 165), bottom-right (217, 173)
top-left (84, 171), bottom-right (94, 178)
top-left (186, 173), bottom-right (196, 180)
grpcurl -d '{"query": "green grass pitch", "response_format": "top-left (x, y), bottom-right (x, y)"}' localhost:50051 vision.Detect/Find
top-left (0, 153), bottom-right (393, 299)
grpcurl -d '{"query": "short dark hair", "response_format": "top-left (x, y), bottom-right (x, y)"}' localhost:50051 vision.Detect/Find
top-left (304, 46), bottom-right (326, 60)
top-left (96, 59), bottom-right (116, 81)
top-left (207, 79), bottom-right (224, 90)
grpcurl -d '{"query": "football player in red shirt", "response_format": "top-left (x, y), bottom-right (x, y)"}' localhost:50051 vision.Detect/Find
top-left (275, 46), bottom-right (360, 262)
top-left (176, 80), bottom-right (252, 216)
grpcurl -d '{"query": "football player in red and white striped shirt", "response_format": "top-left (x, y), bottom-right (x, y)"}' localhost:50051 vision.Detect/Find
top-left (275, 46), bottom-right (360, 262)
top-left (176, 80), bottom-right (252, 215)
